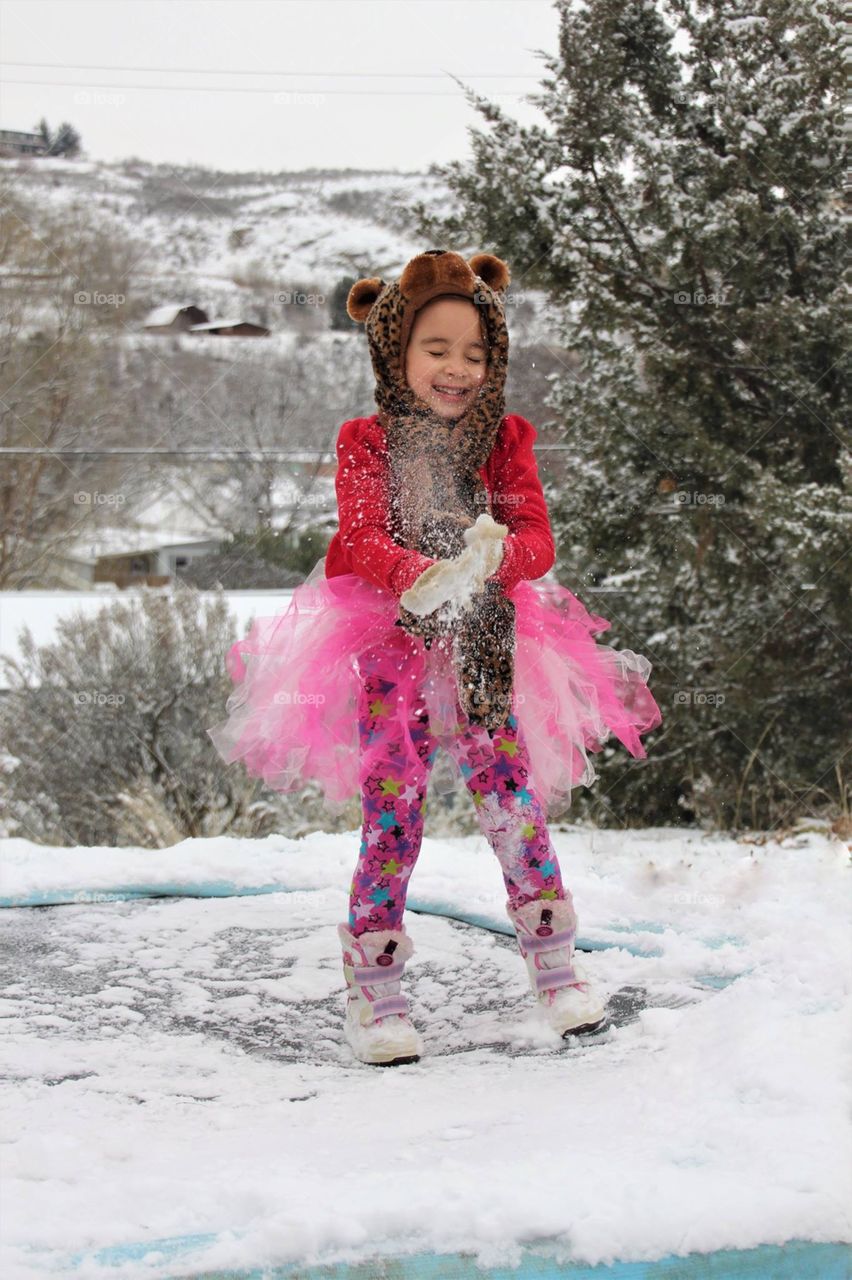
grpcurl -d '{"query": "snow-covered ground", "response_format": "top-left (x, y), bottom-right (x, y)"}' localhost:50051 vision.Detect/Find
top-left (0, 825), bottom-right (849, 1278)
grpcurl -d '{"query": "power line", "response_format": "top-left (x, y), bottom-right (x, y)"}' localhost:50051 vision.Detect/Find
top-left (1, 445), bottom-right (575, 458)
top-left (0, 447), bottom-right (336, 459)
top-left (0, 76), bottom-right (532, 98)
top-left (1, 59), bottom-right (540, 80)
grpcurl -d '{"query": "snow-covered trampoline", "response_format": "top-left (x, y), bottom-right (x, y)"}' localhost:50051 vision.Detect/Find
top-left (1, 827), bottom-right (849, 1278)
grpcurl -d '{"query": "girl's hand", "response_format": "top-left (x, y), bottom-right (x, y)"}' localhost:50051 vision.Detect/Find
top-left (399, 513), bottom-right (507, 617)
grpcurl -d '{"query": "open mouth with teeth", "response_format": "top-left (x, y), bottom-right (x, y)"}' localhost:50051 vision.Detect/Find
top-left (432, 384), bottom-right (471, 402)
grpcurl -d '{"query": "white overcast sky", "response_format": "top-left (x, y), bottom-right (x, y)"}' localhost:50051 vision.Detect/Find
top-left (0, 0), bottom-right (561, 172)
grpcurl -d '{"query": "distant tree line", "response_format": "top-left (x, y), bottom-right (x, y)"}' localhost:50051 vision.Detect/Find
top-left (36, 118), bottom-right (82, 158)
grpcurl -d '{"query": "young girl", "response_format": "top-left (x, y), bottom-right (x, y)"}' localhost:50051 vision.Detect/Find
top-left (207, 249), bottom-right (662, 1067)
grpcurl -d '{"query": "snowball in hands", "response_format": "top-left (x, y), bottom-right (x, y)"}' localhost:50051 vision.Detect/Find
top-left (399, 513), bottom-right (508, 617)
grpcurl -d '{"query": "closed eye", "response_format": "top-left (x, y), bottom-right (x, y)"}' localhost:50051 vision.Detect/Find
top-left (427, 351), bottom-right (484, 363)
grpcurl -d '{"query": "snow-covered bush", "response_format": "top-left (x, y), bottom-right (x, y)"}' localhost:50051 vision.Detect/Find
top-left (0, 583), bottom-right (356, 847)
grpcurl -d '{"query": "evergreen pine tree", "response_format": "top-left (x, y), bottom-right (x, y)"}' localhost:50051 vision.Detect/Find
top-left (33, 119), bottom-right (81, 157)
top-left (329, 275), bottom-right (359, 330)
top-left (413, 0), bottom-right (849, 831)
top-left (35, 117), bottom-right (52, 151)
top-left (51, 122), bottom-right (81, 157)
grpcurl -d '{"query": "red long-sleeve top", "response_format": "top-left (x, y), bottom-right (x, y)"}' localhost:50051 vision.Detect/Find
top-left (324, 412), bottom-right (556, 597)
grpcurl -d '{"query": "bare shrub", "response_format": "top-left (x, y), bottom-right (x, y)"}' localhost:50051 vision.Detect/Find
top-left (0, 583), bottom-right (349, 847)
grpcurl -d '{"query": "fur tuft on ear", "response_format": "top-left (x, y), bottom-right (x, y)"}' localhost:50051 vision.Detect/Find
top-left (468, 253), bottom-right (510, 295)
top-left (347, 277), bottom-right (385, 323)
top-left (399, 250), bottom-right (472, 300)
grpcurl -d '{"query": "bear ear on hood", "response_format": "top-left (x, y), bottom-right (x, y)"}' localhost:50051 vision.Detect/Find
top-left (347, 277), bottom-right (385, 323)
top-left (468, 253), bottom-right (510, 295)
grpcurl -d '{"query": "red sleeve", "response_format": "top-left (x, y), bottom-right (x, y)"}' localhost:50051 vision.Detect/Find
top-left (334, 418), bottom-right (437, 597)
top-left (487, 414), bottom-right (556, 593)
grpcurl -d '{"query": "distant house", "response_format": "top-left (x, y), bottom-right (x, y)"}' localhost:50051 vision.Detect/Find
top-left (93, 539), bottom-right (223, 589)
top-left (142, 306), bottom-right (270, 337)
top-left (189, 319), bottom-right (270, 338)
top-left (11, 536), bottom-right (226, 590)
top-left (0, 129), bottom-right (48, 157)
top-left (142, 304), bottom-right (210, 333)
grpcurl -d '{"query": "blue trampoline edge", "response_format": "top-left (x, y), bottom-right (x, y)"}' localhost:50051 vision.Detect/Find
top-left (46, 1235), bottom-right (851, 1279)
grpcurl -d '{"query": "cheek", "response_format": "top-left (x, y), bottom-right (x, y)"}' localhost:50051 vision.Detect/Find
top-left (405, 353), bottom-right (429, 389)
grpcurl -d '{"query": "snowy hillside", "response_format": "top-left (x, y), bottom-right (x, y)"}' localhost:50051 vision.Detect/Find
top-left (1, 155), bottom-right (443, 294)
top-left (0, 154), bottom-right (556, 337)
top-left (0, 154), bottom-right (565, 591)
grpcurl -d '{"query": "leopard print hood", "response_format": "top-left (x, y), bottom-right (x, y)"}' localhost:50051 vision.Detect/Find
top-left (346, 249), bottom-right (511, 561)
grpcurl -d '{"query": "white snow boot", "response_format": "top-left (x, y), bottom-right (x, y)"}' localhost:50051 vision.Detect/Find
top-left (507, 897), bottom-right (607, 1037)
top-left (337, 922), bottom-right (423, 1066)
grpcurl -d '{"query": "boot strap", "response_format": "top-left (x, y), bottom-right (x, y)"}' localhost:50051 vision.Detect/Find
top-left (353, 960), bottom-right (406, 985)
top-left (519, 926), bottom-right (575, 954)
top-left (536, 964), bottom-right (580, 993)
top-left (369, 994), bottom-right (410, 1019)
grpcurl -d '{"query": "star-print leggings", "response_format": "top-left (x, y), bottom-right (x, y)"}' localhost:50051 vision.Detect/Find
top-left (348, 648), bottom-right (568, 936)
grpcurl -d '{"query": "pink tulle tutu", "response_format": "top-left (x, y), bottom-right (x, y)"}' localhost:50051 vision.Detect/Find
top-left (207, 559), bottom-right (663, 819)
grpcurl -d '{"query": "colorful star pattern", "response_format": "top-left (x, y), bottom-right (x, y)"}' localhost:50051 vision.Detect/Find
top-left (348, 666), bottom-right (567, 936)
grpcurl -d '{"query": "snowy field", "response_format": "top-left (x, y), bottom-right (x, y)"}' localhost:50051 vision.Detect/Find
top-left (0, 825), bottom-right (849, 1278)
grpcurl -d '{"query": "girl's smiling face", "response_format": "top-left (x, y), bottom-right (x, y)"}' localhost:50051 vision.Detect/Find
top-left (403, 296), bottom-right (488, 420)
